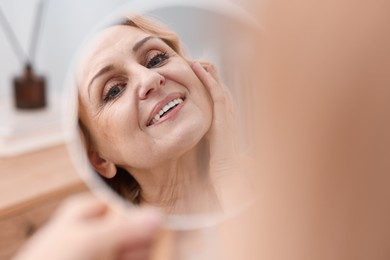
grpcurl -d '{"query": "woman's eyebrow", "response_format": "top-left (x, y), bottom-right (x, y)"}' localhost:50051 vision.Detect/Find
top-left (87, 64), bottom-right (114, 98)
top-left (132, 36), bottom-right (155, 53)
top-left (86, 36), bottom-right (157, 98)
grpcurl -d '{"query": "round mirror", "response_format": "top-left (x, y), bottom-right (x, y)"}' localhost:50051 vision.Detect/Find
top-left (64, 0), bottom-right (260, 230)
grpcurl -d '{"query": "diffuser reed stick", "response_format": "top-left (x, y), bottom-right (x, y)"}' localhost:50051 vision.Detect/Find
top-left (29, 0), bottom-right (47, 66)
top-left (0, 6), bottom-right (29, 64)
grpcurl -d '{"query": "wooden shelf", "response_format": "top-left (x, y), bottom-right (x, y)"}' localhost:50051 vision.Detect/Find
top-left (0, 144), bottom-right (87, 217)
top-left (0, 144), bottom-right (88, 259)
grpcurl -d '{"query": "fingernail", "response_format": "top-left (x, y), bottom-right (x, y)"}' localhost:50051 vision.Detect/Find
top-left (193, 61), bottom-right (202, 70)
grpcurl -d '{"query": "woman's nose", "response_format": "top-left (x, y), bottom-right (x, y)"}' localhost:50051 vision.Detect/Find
top-left (137, 68), bottom-right (165, 100)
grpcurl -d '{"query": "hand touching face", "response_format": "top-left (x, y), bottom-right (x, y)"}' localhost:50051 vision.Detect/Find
top-left (77, 25), bottom-right (212, 177)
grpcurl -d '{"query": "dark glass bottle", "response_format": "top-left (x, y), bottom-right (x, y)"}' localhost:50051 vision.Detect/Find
top-left (13, 63), bottom-right (46, 109)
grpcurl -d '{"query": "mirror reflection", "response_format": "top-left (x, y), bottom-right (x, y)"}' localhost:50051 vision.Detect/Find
top-left (69, 5), bottom-right (257, 218)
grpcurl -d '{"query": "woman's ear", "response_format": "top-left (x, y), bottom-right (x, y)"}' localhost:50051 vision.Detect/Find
top-left (88, 151), bottom-right (117, 179)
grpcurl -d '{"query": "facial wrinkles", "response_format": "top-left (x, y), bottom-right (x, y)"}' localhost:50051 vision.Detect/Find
top-left (82, 32), bottom-right (177, 113)
top-left (91, 104), bottom-right (131, 162)
top-left (78, 25), bottom-right (213, 170)
top-left (90, 62), bottom-right (126, 104)
top-left (124, 140), bottom-right (207, 205)
top-left (86, 68), bottom-right (145, 150)
top-left (92, 58), bottom-right (199, 130)
top-left (82, 36), bottom-right (136, 105)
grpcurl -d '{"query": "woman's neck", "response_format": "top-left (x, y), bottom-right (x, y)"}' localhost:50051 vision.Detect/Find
top-left (127, 139), bottom-right (219, 214)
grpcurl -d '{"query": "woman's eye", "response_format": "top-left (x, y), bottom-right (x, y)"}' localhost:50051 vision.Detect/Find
top-left (103, 83), bottom-right (126, 102)
top-left (146, 52), bottom-right (169, 68)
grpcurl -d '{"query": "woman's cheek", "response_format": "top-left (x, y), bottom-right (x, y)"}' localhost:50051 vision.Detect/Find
top-left (97, 106), bottom-right (124, 138)
top-left (164, 59), bottom-right (194, 83)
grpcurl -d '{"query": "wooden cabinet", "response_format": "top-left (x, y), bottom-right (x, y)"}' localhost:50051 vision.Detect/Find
top-left (0, 144), bottom-right (88, 259)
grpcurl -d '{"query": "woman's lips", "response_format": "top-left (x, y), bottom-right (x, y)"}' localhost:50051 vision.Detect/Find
top-left (147, 94), bottom-right (185, 127)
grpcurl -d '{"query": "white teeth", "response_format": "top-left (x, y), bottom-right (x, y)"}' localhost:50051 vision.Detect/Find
top-left (162, 98), bottom-right (182, 113)
top-left (149, 98), bottom-right (184, 126)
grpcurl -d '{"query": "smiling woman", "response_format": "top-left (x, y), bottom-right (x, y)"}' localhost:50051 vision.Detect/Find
top-left (75, 14), bottom-right (248, 215)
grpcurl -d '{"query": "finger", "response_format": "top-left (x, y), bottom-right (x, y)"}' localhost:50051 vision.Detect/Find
top-left (193, 62), bottom-right (238, 133)
top-left (197, 61), bottom-right (234, 98)
top-left (193, 61), bottom-right (236, 109)
top-left (205, 64), bottom-right (236, 109)
top-left (53, 193), bottom-right (108, 221)
top-left (121, 207), bottom-right (162, 244)
top-left (198, 61), bottom-right (221, 83)
top-left (192, 61), bottom-right (225, 103)
top-left (77, 207), bottom-right (162, 260)
top-left (118, 246), bottom-right (151, 260)
top-left (93, 207), bottom-right (163, 249)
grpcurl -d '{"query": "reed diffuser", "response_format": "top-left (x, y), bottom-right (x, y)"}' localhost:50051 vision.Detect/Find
top-left (0, 1), bottom-right (47, 109)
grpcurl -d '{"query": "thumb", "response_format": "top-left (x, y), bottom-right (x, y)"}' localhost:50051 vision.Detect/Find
top-left (92, 207), bottom-right (163, 252)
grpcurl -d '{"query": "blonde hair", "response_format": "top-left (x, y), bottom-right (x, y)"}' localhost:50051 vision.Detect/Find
top-left (78, 15), bottom-right (192, 204)
top-left (121, 15), bottom-right (186, 57)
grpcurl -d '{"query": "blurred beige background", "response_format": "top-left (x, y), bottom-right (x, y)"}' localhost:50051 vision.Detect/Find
top-left (220, 0), bottom-right (390, 259)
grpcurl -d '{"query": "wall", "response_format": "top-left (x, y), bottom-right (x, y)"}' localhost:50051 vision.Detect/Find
top-left (0, 0), bottom-right (245, 100)
top-left (0, 0), bottom-right (128, 99)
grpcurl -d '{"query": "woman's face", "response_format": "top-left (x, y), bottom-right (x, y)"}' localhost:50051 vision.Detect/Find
top-left (78, 25), bottom-right (212, 172)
